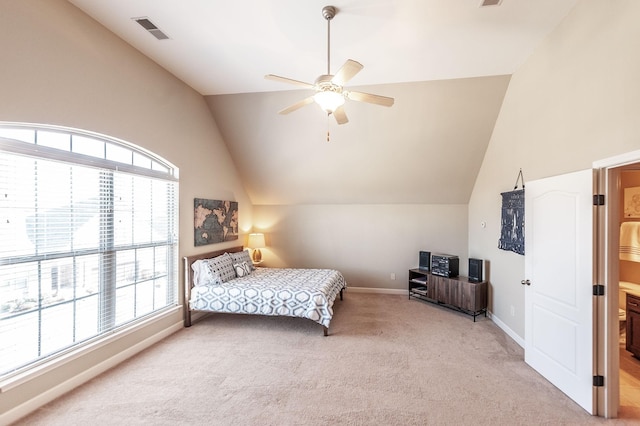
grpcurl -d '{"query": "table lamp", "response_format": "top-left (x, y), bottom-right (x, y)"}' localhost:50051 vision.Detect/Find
top-left (247, 233), bottom-right (266, 263)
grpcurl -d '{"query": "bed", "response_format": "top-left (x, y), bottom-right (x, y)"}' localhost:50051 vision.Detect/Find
top-left (183, 246), bottom-right (346, 335)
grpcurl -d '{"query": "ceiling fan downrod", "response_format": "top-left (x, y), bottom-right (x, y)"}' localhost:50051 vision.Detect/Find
top-left (322, 6), bottom-right (336, 76)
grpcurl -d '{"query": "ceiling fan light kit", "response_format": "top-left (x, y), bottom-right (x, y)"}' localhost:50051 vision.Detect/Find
top-left (312, 79), bottom-right (345, 113)
top-left (265, 5), bottom-right (394, 126)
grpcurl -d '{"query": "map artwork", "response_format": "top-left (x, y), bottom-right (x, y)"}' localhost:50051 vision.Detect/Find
top-left (194, 198), bottom-right (238, 246)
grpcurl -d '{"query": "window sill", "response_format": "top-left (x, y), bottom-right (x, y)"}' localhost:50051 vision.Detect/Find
top-left (0, 305), bottom-right (182, 394)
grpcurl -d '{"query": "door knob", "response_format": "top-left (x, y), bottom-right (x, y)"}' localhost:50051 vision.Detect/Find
top-left (521, 279), bottom-right (531, 286)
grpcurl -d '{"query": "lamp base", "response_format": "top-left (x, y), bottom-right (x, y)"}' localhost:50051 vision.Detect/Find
top-left (252, 248), bottom-right (262, 263)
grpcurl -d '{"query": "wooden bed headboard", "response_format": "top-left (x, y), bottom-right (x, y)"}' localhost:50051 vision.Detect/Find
top-left (183, 245), bottom-right (244, 327)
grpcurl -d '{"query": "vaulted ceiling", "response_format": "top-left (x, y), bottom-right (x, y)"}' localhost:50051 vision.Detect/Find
top-left (67, 0), bottom-right (578, 205)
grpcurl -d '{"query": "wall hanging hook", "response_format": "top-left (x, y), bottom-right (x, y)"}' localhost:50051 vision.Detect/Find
top-left (514, 168), bottom-right (525, 190)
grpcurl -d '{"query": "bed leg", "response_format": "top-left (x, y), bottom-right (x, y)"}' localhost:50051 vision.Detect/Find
top-left (340, 289), bottom-right (343, 301)
top-left (323, 326), bottom-right (329, 337)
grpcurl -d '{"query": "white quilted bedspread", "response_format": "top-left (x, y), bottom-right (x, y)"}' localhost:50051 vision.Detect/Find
top-left (189, 268), bottom-right (346, 328)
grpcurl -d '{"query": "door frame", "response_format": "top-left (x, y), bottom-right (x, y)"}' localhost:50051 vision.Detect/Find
top-left (593, 149), bottom-right (640, 418)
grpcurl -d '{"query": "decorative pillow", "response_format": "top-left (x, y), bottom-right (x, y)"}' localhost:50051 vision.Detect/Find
top-left (229, 250), bottom-right (255, 271)
top-left (207, 253), bottom-right (236, 283)
top-left (233, 261), bottom-right (252, 278)
top-left (191, 259), bottom-right (221, 286)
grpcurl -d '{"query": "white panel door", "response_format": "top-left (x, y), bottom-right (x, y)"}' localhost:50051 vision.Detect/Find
top-left (524, 169), bottom-right (594, 414)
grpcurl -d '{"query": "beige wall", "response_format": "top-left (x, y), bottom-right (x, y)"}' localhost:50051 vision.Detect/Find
top-left (206, 75), bottom-right (510, 206)
top-left (469, 0), bottom-right (640, 339)
top-left (0, 0), bottom-right (250, 419)
top-left (254, 204), bottom-right (469, 290)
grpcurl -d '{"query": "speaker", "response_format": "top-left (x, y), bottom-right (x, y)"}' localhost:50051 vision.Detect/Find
top-left (419, 251), bottom-right (431, 270)
top-left (469, 258), bottom-right (483, 282)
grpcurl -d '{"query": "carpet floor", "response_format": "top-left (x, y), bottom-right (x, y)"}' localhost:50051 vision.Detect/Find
top-left (13, 293), bottom-right (636, 425)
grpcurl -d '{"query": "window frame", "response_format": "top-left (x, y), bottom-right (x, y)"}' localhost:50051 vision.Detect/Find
top-left (0, 122), bottom-right (179, 384)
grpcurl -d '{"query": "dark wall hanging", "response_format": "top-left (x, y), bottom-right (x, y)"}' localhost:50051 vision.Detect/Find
top-left (194, 198), bottom-right (238, 246)
top-left (498, 169), bottom-right (525, 255)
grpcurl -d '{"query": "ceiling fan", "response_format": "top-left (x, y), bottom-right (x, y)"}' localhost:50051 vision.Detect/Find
top-left (265, 5), bottom-right (394, 125)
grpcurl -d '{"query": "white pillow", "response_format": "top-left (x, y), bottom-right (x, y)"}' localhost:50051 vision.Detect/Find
top-left (191, 259), bottom-right (221, 286)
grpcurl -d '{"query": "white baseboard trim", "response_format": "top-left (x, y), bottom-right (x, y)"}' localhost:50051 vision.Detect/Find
top-left (346, 287), bottom-right (407, 296)
top-left (1, 320), bottom-right (184, 425)
top-left (489, 311), bottom-right (524, 348)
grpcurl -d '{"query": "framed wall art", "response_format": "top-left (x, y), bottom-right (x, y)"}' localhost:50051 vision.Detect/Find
top-left (624, 186), bottom-right (640, 218)
top-left (194, 198), bottom-right (238, 246)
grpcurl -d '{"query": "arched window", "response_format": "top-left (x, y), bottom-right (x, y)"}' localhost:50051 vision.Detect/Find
top-left (0, 123), bottom-right (178, 378)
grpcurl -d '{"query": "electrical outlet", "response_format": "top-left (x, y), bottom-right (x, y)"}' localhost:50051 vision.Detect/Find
top-left (390, 273), bottom-right (396, 280)
top-left (510, 305), bottom-right (515, 316)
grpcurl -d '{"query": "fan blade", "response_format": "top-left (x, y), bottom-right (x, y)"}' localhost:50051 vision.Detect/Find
top-left (346, 91), bottom-right (395, 107)
top-left (278, 96), bottom-right (315, 115)
top-left (333, 106), bottom-right (348, 125)
top-left (265, 74), bottom-right (315, 89)
top-left (331, 60), bottom-right (363, 86)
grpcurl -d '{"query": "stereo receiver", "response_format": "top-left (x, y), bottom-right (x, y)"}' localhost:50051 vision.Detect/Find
top-left (431, 254), bottom-right (459, 278)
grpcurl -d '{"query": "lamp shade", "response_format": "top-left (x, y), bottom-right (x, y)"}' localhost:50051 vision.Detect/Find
top-left (247, 233), bottom-right (266, 249)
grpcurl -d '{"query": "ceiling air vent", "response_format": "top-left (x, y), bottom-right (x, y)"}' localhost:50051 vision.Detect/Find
top-left (479, 0), bottom-right (502, 6)
top-left (133, 17), bottom-right (169, 40)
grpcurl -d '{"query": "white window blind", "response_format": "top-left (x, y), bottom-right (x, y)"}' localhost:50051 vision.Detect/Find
top-left (0, 124), bottom-right (178, 378)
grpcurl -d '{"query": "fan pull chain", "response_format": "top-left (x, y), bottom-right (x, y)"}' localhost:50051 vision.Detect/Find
top-left (327, 114), bottom-right (331, 142)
